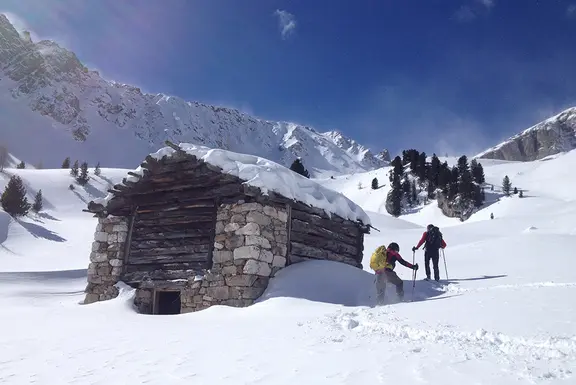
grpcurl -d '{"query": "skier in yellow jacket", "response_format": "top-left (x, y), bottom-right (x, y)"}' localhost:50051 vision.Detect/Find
top-left (371, 242), bottom-right (418, 305)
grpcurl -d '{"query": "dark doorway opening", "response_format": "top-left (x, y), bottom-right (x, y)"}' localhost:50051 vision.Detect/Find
top-left (154, 290), bottom-right (181, 315)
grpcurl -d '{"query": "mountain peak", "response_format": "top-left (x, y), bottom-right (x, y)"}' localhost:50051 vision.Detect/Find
top-left (0, 14), bottom-right (385, 174)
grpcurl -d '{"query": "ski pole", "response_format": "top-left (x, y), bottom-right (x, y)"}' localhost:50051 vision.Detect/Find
top-left (442, 248), bottom-right (449, 280)
top-left (411, 250), bottom-right (416, 301)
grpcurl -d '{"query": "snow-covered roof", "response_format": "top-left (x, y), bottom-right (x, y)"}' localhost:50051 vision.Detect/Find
top-left (93, 143), bottom-right (371, 225)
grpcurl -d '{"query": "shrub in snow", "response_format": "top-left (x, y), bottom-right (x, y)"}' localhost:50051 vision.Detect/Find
top-left (1, 175), bottom-right (31, 217)
top-left (371, 177), bottom-right (378, 189)
top-left (94, 162), bottom-right (101, 176)
top-left (32, 190), bottom-right (43, 213)
top-left (357, 181), bottom-right (363, 189)
top-left (69, 184), bottom-right (75, 190)
top-left (513, 187), bottom-right (518, 195)
top-left (519, 190), bottom-right (524, 198)
top-left (16, 161), bottom-right (25, 169)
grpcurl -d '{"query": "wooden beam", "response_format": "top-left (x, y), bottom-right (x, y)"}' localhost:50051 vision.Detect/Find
top-left (131, 228), bottom-right (212, 241)
top-left (130, 237), bottom-right (211, 250)
top-left (135, 207), bottom-right (216, 221)
top-left (128, 244), bottom-right (212, 258)
top-left (290, 231), bottom-right (358, 257)
top-left (122, 206), bottom-right (138, 275)
top-left (290, 209), bottom-right (360, 237)
top-left (291, 218), bottom-right (357, 246)
top-left (290, 241), bottom-right (356, 263)
top-left (127, 253), bottom-right (210, 265)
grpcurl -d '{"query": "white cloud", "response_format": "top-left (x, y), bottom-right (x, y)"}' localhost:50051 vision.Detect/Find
top-left (454, 6), bottom-right (477, 22)
top-left (274, 9), bottom-right (297, 40)
top-left (567, 4), bottom-right (576, 17)
top-left (453, 0), bottom-right (495, 22)
top-left (478, 0), bottom-right (495, 9)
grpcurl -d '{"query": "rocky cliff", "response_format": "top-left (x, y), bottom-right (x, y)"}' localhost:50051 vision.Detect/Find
top-left (477, 107), bottom-right (576, 162)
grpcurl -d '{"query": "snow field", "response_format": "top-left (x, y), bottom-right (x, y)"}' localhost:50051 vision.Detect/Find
top-left (0, 152), bottom-right (575, 384)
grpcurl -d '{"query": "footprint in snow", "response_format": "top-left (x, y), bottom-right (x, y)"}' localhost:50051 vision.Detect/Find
top-left (342, 318), bottom-right (360, 330)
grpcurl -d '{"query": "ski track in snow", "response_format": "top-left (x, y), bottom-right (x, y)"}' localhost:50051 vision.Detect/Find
top-left (318, 308), bottom-right (575, 382)
top-left (439, 281), bottom-right (576, 294)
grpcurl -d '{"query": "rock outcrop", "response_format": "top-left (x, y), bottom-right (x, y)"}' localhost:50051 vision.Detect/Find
top-left (436, 191), bottom-right (476, 221)
top-left (477, 108), bottom-right (576, 162)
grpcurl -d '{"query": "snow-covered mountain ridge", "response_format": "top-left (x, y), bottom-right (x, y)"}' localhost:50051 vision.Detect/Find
top-left (0, 14), bottom-right (385, 175)
top-left (477, 107), bottom-right (576, 161)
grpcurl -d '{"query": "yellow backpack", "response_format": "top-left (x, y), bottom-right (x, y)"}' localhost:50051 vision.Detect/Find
top-left (369, 245), bottom-right (388, 271)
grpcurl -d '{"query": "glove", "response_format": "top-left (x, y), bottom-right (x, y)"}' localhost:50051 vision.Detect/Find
top-left (413, 263), bottom-right (419, 271)
top-left (412, 246), bottom-right (417, 252)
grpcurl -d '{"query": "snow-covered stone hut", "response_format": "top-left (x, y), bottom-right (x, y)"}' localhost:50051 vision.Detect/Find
top-left (83, 142), bottom-right (371, 314)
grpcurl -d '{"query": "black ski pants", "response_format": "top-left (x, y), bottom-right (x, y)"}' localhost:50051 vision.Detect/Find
top-left (425, 249), bottom-right (440, 281)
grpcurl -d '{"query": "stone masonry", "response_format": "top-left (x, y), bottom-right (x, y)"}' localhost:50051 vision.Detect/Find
top-left (177, 200), bottom-right (289, 313)
top-left (83, 216), bottom-right (128, 304)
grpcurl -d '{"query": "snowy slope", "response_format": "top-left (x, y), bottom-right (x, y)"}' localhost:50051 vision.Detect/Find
top-left (0, 168), bottom-right (126, 271)
top-left (477, 107), bottom-right (576, 162)
top-left (0, 150), bottom-right (575, 383)
top-left (0, 15), bottom-right (383, 176)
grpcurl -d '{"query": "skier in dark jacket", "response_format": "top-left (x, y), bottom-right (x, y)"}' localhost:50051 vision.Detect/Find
top-left (375, 242), bottom-right (418, 304)
top-left (412, 224), bottom-right (446, 281)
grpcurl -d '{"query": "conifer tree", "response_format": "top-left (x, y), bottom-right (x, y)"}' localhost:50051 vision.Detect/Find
top-left (389, 176), bottom-right (402, 217)
top-left (473, 185), bottom-right (484, 207)
top-left (371, 177), bottom-right (378, 190)
top-left (502, 175), bottom-right (512, 196)
top-left (94, 162), bottom-right (101, 176)
top-left (437, 162), bottom-right (451, 191)
top-left (427, 180), bottom-right (436, 199)
top-left (70, 160), bottom-right (79, 177)
top-left (289, 158), bottom-right (310, 178)
top-left (402, 179), bottom-right (412, 205)
top-left (389, 156), bottom-right (404, 182)
top-left (457, 155), bottom-right (469, 176)
top-left (471, 159), bottom-right (485, 184)
top-left (16, 161), bottom-right (25, 169)
top-left (417, 152), bottom-right (427, 180)
top-left (448, 167), bottom-right (459, 200)
top-left (0, 145), bottom-right (7, 172)
top-left (429, 154), bottom-right (440, 186)
top-left (62, 157), bottom-right (71, 169)
top-left (32, 190), bottom-right (43, 213)
top-left (1, 175), bottom-right (31, 216)
top-left (77, 162), bottom-right (90, 185)
top-left (409, 150), bottom-right (420, 174)
top-left (513, 187), bottom-right (518, 194)
top-left (519, 190), bottom-right (524, 198)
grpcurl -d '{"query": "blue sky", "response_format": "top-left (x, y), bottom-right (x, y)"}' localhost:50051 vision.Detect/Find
top-left (3, 0), bottom-right (576, 156)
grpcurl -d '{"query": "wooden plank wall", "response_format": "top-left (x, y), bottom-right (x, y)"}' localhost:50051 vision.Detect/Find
top-left (288, 203), bottom-right (364, 267)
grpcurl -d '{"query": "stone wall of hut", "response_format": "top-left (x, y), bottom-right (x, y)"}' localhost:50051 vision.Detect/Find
top-left (84, 200), bottom-right (290, 313)
top-left (84, 216), bottom-right (129, 304)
